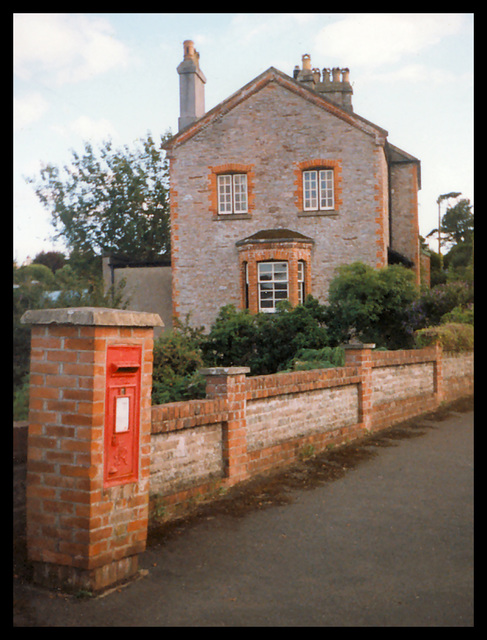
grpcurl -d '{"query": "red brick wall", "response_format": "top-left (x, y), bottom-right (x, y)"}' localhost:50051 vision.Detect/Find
top-left (147, 347), bottom-right (473, 522)
top-left (17, 339), bottom-right (473, 558)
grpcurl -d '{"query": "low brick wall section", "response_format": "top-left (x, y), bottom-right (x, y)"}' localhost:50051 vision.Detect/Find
top-left (145, 346), bottom-right (473, 521)
top-left (15, 347), bottom-right (473, 529)
top-left (370, 348), bottom-right (440, 429)
top-left (443, 351), bottom-right (474, 403)
top-left (150, 398), bottom-right (227, 510)
top-left (246, 367), bottom-right (361, 475)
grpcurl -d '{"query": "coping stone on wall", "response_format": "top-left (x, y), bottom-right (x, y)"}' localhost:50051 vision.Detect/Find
top-left (343, 343), bottom-right (376, 350)
top-left (20, 307), bottom-right (164, 328)
top-left (199, 367), bottom-right (251, 376)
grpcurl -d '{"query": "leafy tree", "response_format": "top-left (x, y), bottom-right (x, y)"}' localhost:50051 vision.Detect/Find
top-left (14, 262), bottom-right (56, 288)
top-left (441, 198), bottom-right (473, 245)
top-left (26, 132), bottom-right (171, 261)
top-left (427, 197), bottom-right (474, 281)
top-left (13, 259), bottom-right (127, 403)
top-left (32, 250), bottom-right (66, 273)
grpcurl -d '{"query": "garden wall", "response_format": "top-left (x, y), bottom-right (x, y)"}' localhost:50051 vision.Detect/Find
top-left (14, 345), bottom-right (474, 532)
top-left (146, 344), bottom-right (473, 521)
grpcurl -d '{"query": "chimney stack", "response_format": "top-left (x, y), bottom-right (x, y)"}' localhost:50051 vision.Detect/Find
top-left (177, 40), bottom-right (206, 131)
top-left (294, 55), bottom-right (353, 112)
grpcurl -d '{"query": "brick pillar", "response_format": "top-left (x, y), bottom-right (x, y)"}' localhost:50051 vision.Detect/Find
top-left (21, 307), bottom-right (162, 594)
top-left (344, 344), bottom-right (375, 431)
top-left (200, 367), bottom-right (250, 485)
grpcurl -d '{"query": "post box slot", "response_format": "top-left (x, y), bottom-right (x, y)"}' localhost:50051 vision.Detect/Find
top-left (112, 364), bottom-right (140, 374)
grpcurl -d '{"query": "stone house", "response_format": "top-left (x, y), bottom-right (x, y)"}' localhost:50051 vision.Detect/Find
top-left (163, 40), bottom-right (425, 330)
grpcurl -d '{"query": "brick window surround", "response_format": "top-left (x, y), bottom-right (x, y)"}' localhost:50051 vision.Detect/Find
top-left (294, 158), bottom-right (342, 215)
top-left (236, 230), bottom-right (314, 314)
top-left (209, 163), bottom-right (255, 219)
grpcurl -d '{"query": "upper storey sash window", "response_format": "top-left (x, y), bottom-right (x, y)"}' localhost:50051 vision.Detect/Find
top-left (218, 173), bottom-right (248, 214)
top-left (303, 169), bottom-right (334, 211)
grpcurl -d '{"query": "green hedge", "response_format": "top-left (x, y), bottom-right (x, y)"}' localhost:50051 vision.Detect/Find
top-left (414, 322), bottom-right (474, 352)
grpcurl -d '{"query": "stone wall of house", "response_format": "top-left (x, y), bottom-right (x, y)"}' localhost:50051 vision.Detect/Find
top-left (169, 80), bottom-right (389, 329)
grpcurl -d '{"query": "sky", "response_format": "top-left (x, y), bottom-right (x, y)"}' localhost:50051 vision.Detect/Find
top-left (13, 12), bottom-right (474, 264)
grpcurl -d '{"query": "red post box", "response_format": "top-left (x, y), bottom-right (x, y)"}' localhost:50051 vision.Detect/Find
top-left (104, 344), bottom-right (142, 488)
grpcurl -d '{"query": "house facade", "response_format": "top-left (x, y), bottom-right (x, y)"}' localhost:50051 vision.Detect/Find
top-left (163, 41), bottom-right (423, 330)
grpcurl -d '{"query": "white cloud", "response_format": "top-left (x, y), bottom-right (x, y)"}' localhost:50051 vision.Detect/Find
top-left (364, 63), bottom-right (471, 85)
top-left (314, 13), bottom-right (467, 68)
top-left (14, 92), bottom-right (49, 131)
top-left (14, 13), bottom-right (130, 84)
top-left (228, 12), bottom-right (317, 45)
top-left (53, 115), bottom-right (119, 142)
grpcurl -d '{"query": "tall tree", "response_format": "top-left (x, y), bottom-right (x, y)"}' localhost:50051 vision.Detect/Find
top-left (440, 198), bottom-right (473, 245)
top-left (27, 132), bottom-right (171, 261)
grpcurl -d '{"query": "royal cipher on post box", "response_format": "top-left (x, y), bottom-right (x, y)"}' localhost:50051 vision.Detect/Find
top-left (104, 344), bottom-right (142, 488)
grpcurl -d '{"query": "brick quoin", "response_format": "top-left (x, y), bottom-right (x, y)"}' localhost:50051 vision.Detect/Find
top-left (21, 307), bottom-right (162, 594)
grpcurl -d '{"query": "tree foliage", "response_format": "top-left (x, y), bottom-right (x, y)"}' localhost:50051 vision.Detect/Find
top-left (26, 132), bottom-right (171, 261)
top-left (441, 198), bottom-right (473, 245)
top-left (32, 250), bottom-right (66, 273)
top-left (427, 198), bottom-right (474, 285)
top-left (13, 255), bottom-right (127, 410)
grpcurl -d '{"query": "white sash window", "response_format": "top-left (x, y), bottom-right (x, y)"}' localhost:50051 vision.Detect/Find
top-left (258, 262), bottom-right (289, 313)
top-left (218, 174), bottom-right (248, 214)
top-left (303, 169), bottom-right (334, 211)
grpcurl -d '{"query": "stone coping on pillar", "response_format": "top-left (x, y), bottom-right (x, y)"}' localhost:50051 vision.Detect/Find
top-left (21, 306), bottom-right (163, 328)
top-left (199, 367), bottom-right (251, 376)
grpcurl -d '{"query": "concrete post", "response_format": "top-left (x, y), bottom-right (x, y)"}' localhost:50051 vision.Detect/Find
top-left (199, 367), bottom-right (250, 485)
top-left (21, 307), bottom-right (162, 594)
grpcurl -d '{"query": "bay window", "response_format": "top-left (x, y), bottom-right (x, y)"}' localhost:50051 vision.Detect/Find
top-left (258, 261), bottom-right (289, 313)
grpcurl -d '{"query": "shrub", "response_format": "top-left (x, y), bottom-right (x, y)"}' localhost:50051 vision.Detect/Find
top-left (325, 262), bottom-right (419, 349)
top-left (13, 375), bottom-right (30, 421)
top-left (414, 322), bottom-right (474, 352)
top-left (201, 298), bottom-right (330, 375)
top-left (151, 321), bottom-right (207, 405)
top-left (441, 303), bottom-right (474, 325)
top-left (285, 346), bottom-right (345, 371)
top-left (200, 305), bottom-right (259, 371)
top-left (406, 280), bottom-right (473, 331)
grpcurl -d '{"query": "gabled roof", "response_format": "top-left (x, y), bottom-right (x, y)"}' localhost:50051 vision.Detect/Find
top-left (163, 66), bottom-right (389, 151)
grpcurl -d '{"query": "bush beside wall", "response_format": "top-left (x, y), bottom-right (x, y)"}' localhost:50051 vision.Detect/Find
top-left (414, 322), bottom-right (474, 352)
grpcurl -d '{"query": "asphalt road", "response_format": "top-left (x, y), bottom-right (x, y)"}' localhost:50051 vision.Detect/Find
top-left (14, 404), bottom-right (474, 627)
